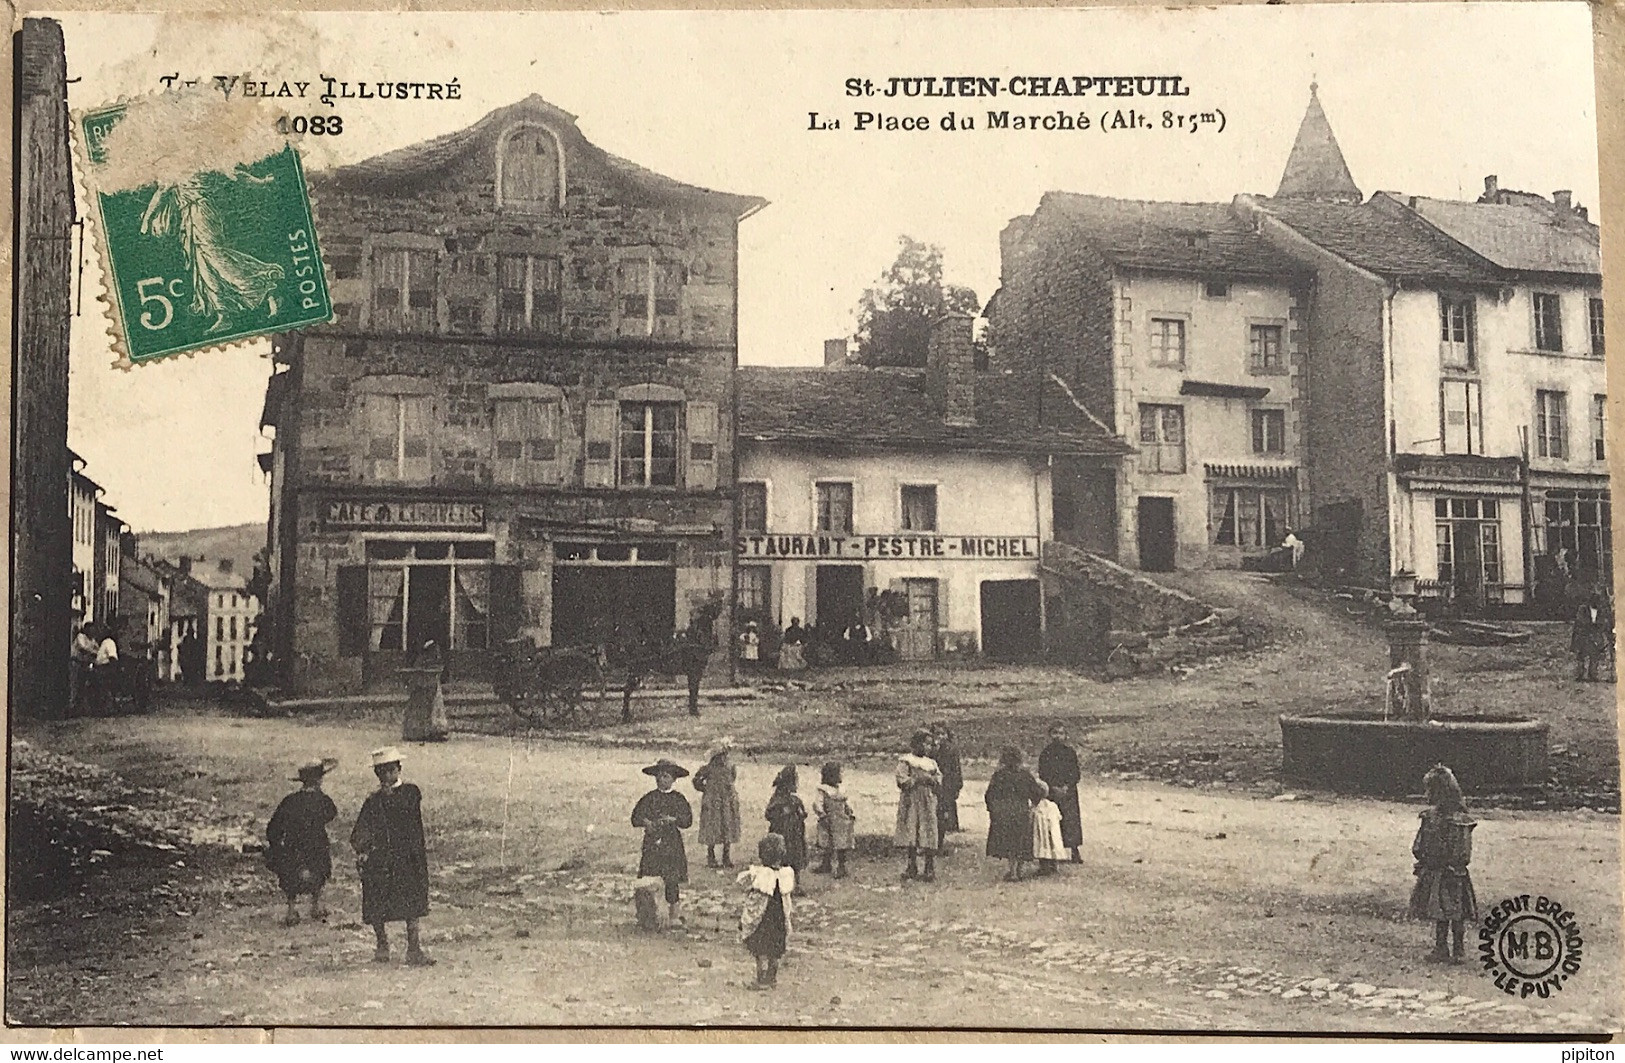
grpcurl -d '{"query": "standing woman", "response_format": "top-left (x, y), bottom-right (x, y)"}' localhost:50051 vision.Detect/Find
top-left (350, 747), bottom-right (434, 966)
top-left (693, 738), bottom-right (742, 868)
top-left (894, 730), bottom-right (942, 882)
top-left (632, 758), bottom-right (695, 927)
top-left (1037, 723), bottom-right (1084, 863)
top-left (985, 746), bottom-right (1047, 882)
top-left (764, 765), bottom-right (809, 890)
top-left (930, 722), bottom-right (963, 838)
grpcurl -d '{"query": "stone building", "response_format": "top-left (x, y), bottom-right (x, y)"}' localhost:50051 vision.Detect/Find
top-left (69, 454), bottom-right (99, 625)
top-left (737, 317), bottom-right (1125, 660)
top-left (262, 96), bottom-right (764, 693)
top-left (117, 535), bottom-right (172, 679)
top-left (991, 194), bottom-right (1308, 571)
top-left (1236, 86), bottom-right (1607, 608)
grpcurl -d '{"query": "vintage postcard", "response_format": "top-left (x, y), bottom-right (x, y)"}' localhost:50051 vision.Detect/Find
top-left (7, 3), bottom-right (1619, 1037)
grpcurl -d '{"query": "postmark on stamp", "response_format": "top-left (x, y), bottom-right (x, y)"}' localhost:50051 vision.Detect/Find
top-left (76, 92), bottom-right (333, 365)
top-left (1479, 894), bottom-right (1585, 1001)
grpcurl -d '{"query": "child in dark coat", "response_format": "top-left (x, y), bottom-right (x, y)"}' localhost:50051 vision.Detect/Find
top-left (738, 833), bottom-right (794, 990)
top-left (632, 758), bottom-right (694, 927)
top-left (1410, 764), bottom-right (1479, 964)
top-left (765, 765), bottom-right (808, 893)
top-left (266, 758), bottom-right (339, 927)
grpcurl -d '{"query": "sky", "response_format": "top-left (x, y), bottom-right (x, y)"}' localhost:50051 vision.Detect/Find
top-left (49, 5), bottom-right (1601, 532)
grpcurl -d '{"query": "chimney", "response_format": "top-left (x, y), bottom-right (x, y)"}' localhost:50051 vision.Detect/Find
top-left (823, 338), bottom-right (848, 366)
top-left (1484, 175), bottom-right (1499, 200)
top-left (926, 313), bottom-right (977, 428)
top-left (1553, 190), bottom-right (1573, 213)
top-left (178, 556), bottom-right (192, 575)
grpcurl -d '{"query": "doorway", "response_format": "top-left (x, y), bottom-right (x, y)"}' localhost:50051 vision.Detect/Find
top-left (895, 578), bottom-right (939, 660)
top-left (552, 566), bottom-right (677, 649)
top-left (1137, 497), bottom-right (1177, 572)
top-left (981, 579), bottom-right (1042, 661)
top-left (814, 565), bottom-right (865, 635)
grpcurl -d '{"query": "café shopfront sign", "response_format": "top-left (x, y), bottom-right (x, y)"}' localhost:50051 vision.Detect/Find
top-left (737, 533), bottom-right (1039, 561)
top-left (324, 499), bottom-right (486, 530)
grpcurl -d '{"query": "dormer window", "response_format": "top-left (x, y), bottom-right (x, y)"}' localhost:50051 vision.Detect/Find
top-left (496, 124), bottom-right (563, 212)
top-left (1180, 231), bottom-right (1210, 250)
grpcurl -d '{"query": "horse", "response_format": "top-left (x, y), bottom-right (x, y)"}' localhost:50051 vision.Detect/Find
top-left (609, 597), bottom-right (724, 723)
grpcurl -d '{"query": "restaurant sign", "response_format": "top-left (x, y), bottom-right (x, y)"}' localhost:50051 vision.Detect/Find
top-left (324, 499), bottom-right (486, 530)
top-left (737, 533), bottom-right (1039, 561)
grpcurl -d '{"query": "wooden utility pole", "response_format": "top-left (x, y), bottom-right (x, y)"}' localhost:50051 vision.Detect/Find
top-left (12, 18), bottom-right (76, 719)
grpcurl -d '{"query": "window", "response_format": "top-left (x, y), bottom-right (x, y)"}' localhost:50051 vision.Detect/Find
top-left (497, 254), bottom-right (562, 334)
top-left (617, 402), bottom-right (680, 487)
top-left (215, 616), bottom-right (224, 643)
top-left (1590, 298), bottom-right (1605, 358)
top-left (365, 541), bottom-right (494, 653)
top-left (1248, 324), bottom-right (1285, 373)
top-left (900, 485), bottom-right (938, 531)
top-left (371, 248), bottom-right (437, 332)
top-left (497, 126), bottom-right (560, 211)
top-left (1595, 395), bottom-right (1607, 462)
top-left (737, 566), bottom-right (770, 612)
top-left (364, 394), bottom-right (433, 482)
top-left (1435, 498), bottom-right (1503, 591)
top-left (1251, 409), bottom-right (1286, 455)
top-left (1149, 318), bottom-right (1186, 367)
top-left (1537, 390), bottom-right (1569, 459)
top-left (1211, 487), bottom-right (1291, 548)
top-left (1203, 280), bottom-right (1230, 299)
top-left (1440, 295), bottom-right (1476, 369)
top-left (214, 644), bottom-right (223, 677)
top-left (1138, 404), bottom-right (1186, 474)
top-left (493, 399), bottom-right (561, 485)
top-left (1542, 489), bottom-right (1612, 583)
top-left (816, 482), bottom-right (854, 534)
top-left (1534, 293), bottom-right (1564, 352)
top-left (1441, 379), bottom-right (1484, 455)
top-left (617, 257), bottom-right (683, 338)
top-left (229, 616), bottom-right (237, 641)
top-left (738, 482), bottom-right (768, 533)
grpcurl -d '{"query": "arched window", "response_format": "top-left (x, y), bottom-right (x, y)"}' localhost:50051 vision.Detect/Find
top-left (497, 125), bottom-right (562, 212)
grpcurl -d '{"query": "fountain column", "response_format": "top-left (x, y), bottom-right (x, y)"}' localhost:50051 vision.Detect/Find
top-left (1386, 616), bottom-right (1431, 721)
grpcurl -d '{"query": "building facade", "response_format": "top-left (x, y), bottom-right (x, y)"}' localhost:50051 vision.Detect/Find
top-left (1236, 86), bottom-right (1607, 608)
top-left (69, 458), bottom-right (98, 625)
top-left (992, 195), bottom-right (1308, 571)
top-left (737, 317), bottom-right (1125, 659)
top-left (116, 535), bottom-right (172, 679)
top-left (263, 97), bottom-right (763, 693)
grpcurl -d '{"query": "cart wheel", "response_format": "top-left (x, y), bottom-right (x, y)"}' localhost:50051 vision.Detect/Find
top-left (509, 692), bottom-right (545, 730)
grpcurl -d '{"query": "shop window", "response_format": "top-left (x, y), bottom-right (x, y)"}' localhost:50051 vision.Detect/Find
top-left (1534, 293), bottom-right (1564, 352)
top-left (1251, 409), bottom-right (1286, 455)
top-left (1138, 404), bottom-right (1185, 474)
top-left (497, 254), bottom-right (562, 334)
top-left (1536, 390), bottom-right (1569, 459)
top-left (497, 125), bottom-right (561, 212)
top-left (363, 541), bottom-right (494, 653)
top-left (900, 485), bottom-right (938, 531)
top-left (1435, 497), bottom-right (1504, 595)
top-left (618, 401), bottom-right (680, 487)
top-left (371, 247), bottom-right (437, 332)
top-left (493, 398), bottom-right (561, 486)
top-left (1441, 379), bottom-right (1483, 455)
top-left (1589, 297), bottom-right (1605, 358)
top-left (737, 566), bottom-right (770, 612)
top-left (816, 482), bottom-right (854, 535)
top-left (1149, 318), bottom-right (1186, 367)
top-left (1248, 323), bottom-right (1285, 374)
top-left (1211, 487), bottom-right (1291, 548)
top-left (739, 482), bottom-right (768, 533)
top-left (1440, 295), bottom-right (1476, 369)
top-left (363, 393), bottom-right (433, 482)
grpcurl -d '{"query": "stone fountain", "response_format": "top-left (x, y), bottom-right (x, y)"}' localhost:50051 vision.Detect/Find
top-left (1279, 574), bottom-right (1549, 795)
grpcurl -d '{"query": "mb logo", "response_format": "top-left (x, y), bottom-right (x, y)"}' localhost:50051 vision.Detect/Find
top-left (1480, 895), bottom-right (1584, 999)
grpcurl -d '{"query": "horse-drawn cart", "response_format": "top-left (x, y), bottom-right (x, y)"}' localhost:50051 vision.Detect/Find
top-left (493, 638), bottom-right (604, 728)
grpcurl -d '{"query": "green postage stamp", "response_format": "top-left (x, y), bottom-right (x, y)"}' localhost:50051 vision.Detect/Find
top-left (78, 97), bottom-right (333, 364)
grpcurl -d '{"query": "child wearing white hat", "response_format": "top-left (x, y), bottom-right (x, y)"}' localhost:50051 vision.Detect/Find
top-left (350, 747), bottom-right (434, 966)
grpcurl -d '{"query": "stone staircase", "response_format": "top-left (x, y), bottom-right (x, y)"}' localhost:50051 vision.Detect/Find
top-left (1040, 542), bottom-right (1263, 676)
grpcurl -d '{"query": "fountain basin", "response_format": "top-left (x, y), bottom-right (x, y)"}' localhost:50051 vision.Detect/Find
top-left (1279, 713), bottom-right (1549, 795)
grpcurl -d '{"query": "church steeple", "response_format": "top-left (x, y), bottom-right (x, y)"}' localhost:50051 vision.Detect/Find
top-left (1275, 83), bottom-right (1362, 203)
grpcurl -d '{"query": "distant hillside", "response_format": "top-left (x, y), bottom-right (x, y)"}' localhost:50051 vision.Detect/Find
top-left (137, 523), bottom-right (266, 577)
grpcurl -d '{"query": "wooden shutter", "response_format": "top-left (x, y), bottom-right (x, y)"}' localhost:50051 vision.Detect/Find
top-left (363, 395), bottom-right (396, 481)
top-left (584, 400), bottom-right (618, 487)
top-left (336, 566), bottom-right (368, 657)
top-left (493, 399), bottom-right (524, 485)
top-left (401, 396), bottom-right (432, 481)
top-left (686, 401), bottom-right (718, 491)
top-left (489, 565), bottom-right (524, 643)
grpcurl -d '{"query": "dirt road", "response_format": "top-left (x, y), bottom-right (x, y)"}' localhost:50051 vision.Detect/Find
top-left (8, 716), bottom-right (1618, 1033)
